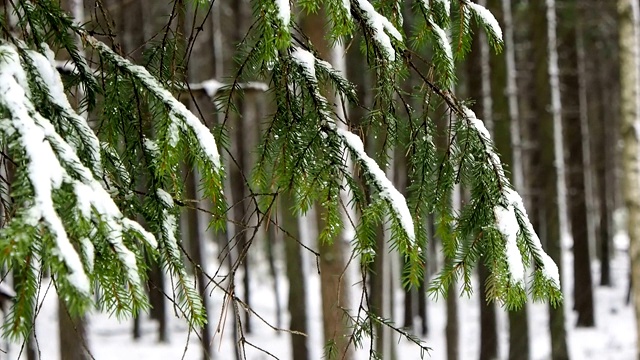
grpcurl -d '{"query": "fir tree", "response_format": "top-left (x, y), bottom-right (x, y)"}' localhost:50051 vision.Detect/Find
top-left (0, 0), bottom-right (562, 357)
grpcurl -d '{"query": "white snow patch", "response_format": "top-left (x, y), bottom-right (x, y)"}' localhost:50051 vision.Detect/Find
top-left (1, 45), bottom-right (159, 291)
top-left (274, 0), bottom-right (290, 26)
top-left (342, 0), bottom-right (351, 16)
top-left (494, 202), bottom-right (525, 285)
top-left (430, 19), bottom-right (453, 63)
top-left (336, 128), bottom-right (416, 246)
top-left (157, 188), bottom-right (174, 207)
top-left (291, 47), bottom-right (334, 124)
top-left (291, 47), bottom-right (317, 80)
top-left (26, 46), bottom-right (102, 177)
top-left (355, 0), bottom-right (403, 61)
top-left (462, 107), bottom-right (559, 287)
top-left (463, 107), bottom-right (507, 180)
top-left (435, 0), bottom-right (451, 16)
top-left (200, 79), bottom-right (224, 98)
top-left (0, 45), bottom-right (30, 94)
top-left (0, 282), bottom-right (16, 298)
top-left (143, 138), bottom-right (159, 155)
top-left (0, 72), bottom-right (90, 294)
top-left (81, 236), bottom-right (95, 273)
top-left (467, 1), bottom-right (503, 41)
top-left (167, 120), bottom-right (180, 148)
top-left (505, 189), bottom-right (560, 287)
top-left (122, 218), bottom-right (158, 248)
top-left (162, 212), bottom-right (181, 260)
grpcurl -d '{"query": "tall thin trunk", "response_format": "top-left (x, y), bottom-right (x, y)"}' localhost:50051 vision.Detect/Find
top-left (597, 44), bottom-right (613, 285)
top-left (618, 0), bottom-right (640, 358)
top-left (468, 4), bottom-right (498, 356)
top-left (500, 1), bottom-right (530, 357)
top-left (502, 0), bottom-right (523, 192)
top-left (318, 207), bottom-right (352, 360)
top-left (558, 0), bottom-right (595, 328)
top-left (282, 194), bottom-right (309, 360)
top-left (576, 8), bottom-right (597, 264)
top-left (545, 0), bottom-right (570, 357)
top-left (140, 0), bottom-right (175, 340)
top-left (371, 147), bottom-right (398, 360)
top-left (266, 224), bottom-right (282, 330)
top-left (300, 9), bottom-right (353, 360)
top-left (186, 168), bottom-right (212, 360)
top-left (58, 300), bottom-right (90, 360)
top-left (58, 1), bottom-right (93, 354)
top-left (446, 185), bottom-right (460, 360)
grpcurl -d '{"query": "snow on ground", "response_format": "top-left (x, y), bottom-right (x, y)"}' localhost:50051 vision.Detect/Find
top-left (2, 233), bottom-right (635, 360)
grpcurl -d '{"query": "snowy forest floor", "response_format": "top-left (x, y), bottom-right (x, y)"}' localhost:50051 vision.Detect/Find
top-left (3, 234), bottom-right (634, 360)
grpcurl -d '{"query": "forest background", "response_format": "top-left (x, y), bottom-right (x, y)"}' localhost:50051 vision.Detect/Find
top-left (0, 1), bottom-right (634, 360)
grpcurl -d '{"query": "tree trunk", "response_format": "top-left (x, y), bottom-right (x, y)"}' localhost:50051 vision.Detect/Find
top-left (478, 263), bottom-right (497, 360)
top-left (468, 3), bottom-right (498, 357)
top-left (300, 8), bottom-right (353, 360)
top-left (318, 206), bottom-right (352, 360)
top-left (543, 0), bottom-right (571, 357)
top-left (618, 0), bottom-right (640, 358)
top-left (591, 1), bottom-right (616, 287)
top-left (446, 185), bottom-right (460, 360)
top-left (282, 193), bottom-right (309, 360)
top-left (446, 279), bottom-right (458, 360)
top-left (558, 0), bottom-right (595, 328)
top-left (267, 223), bottom-right (282, 330)
top-left (499, 1), bottom-right (531, 358)
top-left (58, 299), bottom-right (90, 360)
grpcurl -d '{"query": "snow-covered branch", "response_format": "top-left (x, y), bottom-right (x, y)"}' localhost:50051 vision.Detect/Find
top-left (352, 0), bottom-right (403, 61)
top-left (0, 44), bottom-right (157, 294)
top-left (336, 127), bottom-right (416, 247)
top-left (462, 107), bottom-right (560, 287)
top-left (29, 47), bottom-right (102, 177)
top-left (54, 60), bottom-right (268, 99)
top-left (86, 36), bottom-right (222, 171)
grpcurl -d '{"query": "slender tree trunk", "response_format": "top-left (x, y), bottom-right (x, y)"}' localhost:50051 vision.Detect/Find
top-left (403, 283), bottom-right (414, 329)
top-left (58, 299), bottom-right (90, 360)
top-left (318, 207), bottom-right (352, 360)
top-left (185, 167), bottom-right (213, 360)
top-left (300, 8), bottom-right (353, 360)
top-left (472, 3), bottom-right (498, 358)
top-left (575, 6), bottom-right (597, 264)
top-left (266, 224), bottom-right (282, 330)
top-left (544, 0), bottom-right (571, 357)
top-left (558, 0), bottom-right (595, 327)
top-left (446, 185), bottom-right (460, 360)
top-left (478, 263), bottom-right (497, 360)
top-left (593, 1), bottom-right (616, 287)
top-left (597, 57), bottom-right (613, 285)
top-left (140, 0), bottom-right (176, 339)
top-left (499, 1), bottom-right (530, 358)
top-left (282, 194), bottom-right (309, 360)
top-left (618, 0), bottom-right (640, 358)
top-left (446, 279), bottom-right (458, 360)
top-left (57, 1), bottom-right (94, 354)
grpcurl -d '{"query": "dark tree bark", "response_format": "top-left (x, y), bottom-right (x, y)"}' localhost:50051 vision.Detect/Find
top-left (58, 299), bottom-right (90, 360)
top-left (185, 168), bottom-right (213, 360)
top-left (446, 265), bottom-right (459, 360)
top-left (267, 224), bottom-right (282, 330)
top-left (558, 0), bottom-right (595, 328)
top-left (301, 8), bottom-right (353, 360)
top-left (588, 0), bottom-right (617, 287)
top-left (535, 0), bottom-right (570, 357)
top-left (282, 194), bottom-right (309, 360)
top-left (479, 263), bottom-right (497, 360)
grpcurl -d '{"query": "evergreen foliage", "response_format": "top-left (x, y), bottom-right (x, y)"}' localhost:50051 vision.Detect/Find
top-left (0, 0), bottom-right (561, 356)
